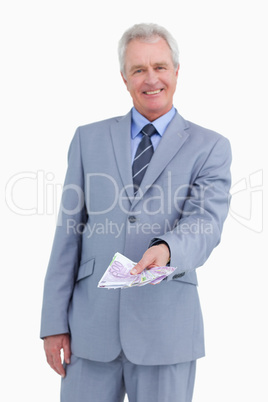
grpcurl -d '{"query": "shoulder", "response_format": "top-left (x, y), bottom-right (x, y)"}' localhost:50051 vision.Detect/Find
top-left (172, 112), bottom-right (232, 165)
top-left (185, 121), bottom-right (232, 167)
top-left (186, 119), bottom-right (227, 142)
top-left (177, 113), bottom-right (231, 149)
top-left (67, 114), bottom-right (126, 151)
top-left (80, 115), bottom-right (124, 130)
top-left (76, 115), bottom-right (122, 135)
top-left (71, 113), bottom-right (131, 144)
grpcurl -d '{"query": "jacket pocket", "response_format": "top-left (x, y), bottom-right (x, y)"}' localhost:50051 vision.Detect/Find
top-left (76, 258), bottom-right (95, 282)
top-left (172, 270), bottom-right (198, 286)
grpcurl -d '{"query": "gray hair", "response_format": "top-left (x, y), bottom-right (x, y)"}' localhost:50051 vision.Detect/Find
top-left (118, 23), bottom-right (179, 77)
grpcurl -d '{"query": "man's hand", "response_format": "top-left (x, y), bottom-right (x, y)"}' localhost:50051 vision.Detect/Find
top-left (130, 243), bottom-right (170, 275)
top-left (44, 333), bottom-right (71, 377)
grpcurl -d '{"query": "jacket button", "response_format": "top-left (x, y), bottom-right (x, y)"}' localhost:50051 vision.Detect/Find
top-left (128, 215), bottom-right (137, 223)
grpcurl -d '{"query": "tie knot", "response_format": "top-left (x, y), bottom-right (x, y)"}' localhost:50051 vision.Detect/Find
top-left (141, 124), bottom-right (157, 138)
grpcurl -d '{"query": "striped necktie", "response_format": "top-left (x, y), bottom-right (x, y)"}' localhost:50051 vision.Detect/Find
top-left (132, 123), bottom-right (157, 195)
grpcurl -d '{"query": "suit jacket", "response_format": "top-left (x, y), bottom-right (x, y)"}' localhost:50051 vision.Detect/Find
top-left (40, 110), bottom-right (232, 365)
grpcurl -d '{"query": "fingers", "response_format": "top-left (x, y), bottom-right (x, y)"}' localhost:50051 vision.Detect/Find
top-left (44, 334), bottom-right (71, 377)
top-left (62, 335), bottom-right (71, 365)
top-left (130, 260), bottom-right (147, 276)
top-left (130, 248), bottom-right (154, 275)
top-left (131, 244), bottom-right (170, 275)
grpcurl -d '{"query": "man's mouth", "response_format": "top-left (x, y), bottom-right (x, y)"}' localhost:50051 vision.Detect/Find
top-left (143, 89), bottom-right (163, 95)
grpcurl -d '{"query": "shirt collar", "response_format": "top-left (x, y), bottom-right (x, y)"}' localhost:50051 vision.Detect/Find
top-left (131, 106), bottom-right (176, 139)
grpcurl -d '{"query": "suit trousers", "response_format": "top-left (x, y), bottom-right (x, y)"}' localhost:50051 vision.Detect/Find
top-left (61, 352), bottom-right (196, 402)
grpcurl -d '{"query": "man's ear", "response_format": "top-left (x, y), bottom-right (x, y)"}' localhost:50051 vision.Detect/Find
top-left (175, 64), bottom-right (180, 78)
top-left (120, 71), bottom-right (128, 87)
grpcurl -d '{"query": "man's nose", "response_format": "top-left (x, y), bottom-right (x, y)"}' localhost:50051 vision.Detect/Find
top-left (144, 68), bottom-right (158, 85)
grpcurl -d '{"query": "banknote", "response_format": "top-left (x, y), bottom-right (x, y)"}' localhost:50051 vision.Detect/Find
top-left (98, 252), bottom-right (176, 289)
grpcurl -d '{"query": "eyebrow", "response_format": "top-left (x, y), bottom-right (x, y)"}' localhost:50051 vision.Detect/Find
top-left (129, 62), bottom-right (169, 73)
top-left (129, 65), bottom-right (144, 73)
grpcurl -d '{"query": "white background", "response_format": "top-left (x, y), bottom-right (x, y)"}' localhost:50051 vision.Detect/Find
top-left (1, 0), bottom-right (267, 400)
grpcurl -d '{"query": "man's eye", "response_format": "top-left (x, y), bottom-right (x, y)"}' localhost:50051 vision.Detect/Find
top-left (135, 69), bottom-right (143, 74)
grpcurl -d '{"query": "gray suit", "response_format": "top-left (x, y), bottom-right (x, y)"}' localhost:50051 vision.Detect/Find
top-left (41, 110), bottom-right (231, 367)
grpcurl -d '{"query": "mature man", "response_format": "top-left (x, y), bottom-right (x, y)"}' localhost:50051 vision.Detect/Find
top-left (41, 23), bottom-right (232, 402)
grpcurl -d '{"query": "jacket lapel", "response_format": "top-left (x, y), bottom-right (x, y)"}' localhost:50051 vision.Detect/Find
top-left (110, 111), bottom-right (135, 202)
top-left (110, 111), bottom-right (190, 208)
top-left (131, 112), bottom-right (190, 209)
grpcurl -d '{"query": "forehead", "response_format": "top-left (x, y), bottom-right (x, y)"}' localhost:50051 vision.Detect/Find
top-left (125, 37), bottom-right (173, 66)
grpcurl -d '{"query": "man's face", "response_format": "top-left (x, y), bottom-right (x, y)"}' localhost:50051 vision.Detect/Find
top-left (122, 37), bottom-right (179, 121)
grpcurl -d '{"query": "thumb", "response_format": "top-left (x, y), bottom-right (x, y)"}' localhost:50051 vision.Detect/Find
top-left (63, 335), bottom-right (71, 364)
top-left (130, 256), bottom-right (151, 275)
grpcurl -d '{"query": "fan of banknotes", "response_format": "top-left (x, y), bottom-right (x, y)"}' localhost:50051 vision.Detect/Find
top-left (98, 252), bottom-right (176, 289)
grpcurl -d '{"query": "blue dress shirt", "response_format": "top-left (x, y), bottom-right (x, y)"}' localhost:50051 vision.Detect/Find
top-left (131, 106), bottom-right (176, 163)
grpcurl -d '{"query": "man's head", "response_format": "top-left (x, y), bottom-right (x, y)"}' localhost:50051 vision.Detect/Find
top-left (118, 23), bottom-right (180, 121)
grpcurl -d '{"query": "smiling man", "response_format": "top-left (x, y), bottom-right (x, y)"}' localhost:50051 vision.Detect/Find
top-left (41, 23), bottom-right (232, 402)
top-left (121, 36), bottom-right (179, 122)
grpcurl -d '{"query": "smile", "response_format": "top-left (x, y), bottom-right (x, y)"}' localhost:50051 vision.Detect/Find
top-left (143, 89), bottom-right (163, 95)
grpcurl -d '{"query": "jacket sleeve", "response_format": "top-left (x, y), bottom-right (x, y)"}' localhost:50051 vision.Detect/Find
top-left (40, 128), bottom-right (87, 338)
top-left (150, 136), bottom-right (232, 280)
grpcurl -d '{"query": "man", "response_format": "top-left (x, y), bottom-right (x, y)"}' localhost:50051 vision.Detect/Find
top-left (41, 23), bottom-right (232, 402)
